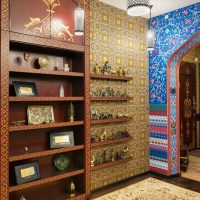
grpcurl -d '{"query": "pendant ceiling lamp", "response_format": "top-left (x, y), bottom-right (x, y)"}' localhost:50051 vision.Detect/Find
top-left (127, 0), bottom-right (150, 16)
top-left (74, 1), bottom-right (85, 36)
top-left (147, 5), bottom-right (155, 51)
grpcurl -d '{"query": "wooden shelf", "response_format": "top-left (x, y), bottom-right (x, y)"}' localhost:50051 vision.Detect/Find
top-left (91, 118), bottom-right (131, 125)
top-left (9, 145), bottom-right (84, 162)
top-left (91, 97), bottom-right (132, 101)
top-left (9, 121), bottom-right (84, 132)
top-left (90, 74), bottom-right (132, 81)
top-left (9, 97), bottom-right (84, 102)
top-left (10, 67), bottom-right (84, 77)
top-left (91, 157), bottom-right (132, 171)
top-left (9, 169), bottom-right (85, 192)
top-left (91, 137), bottom-right (130, 148)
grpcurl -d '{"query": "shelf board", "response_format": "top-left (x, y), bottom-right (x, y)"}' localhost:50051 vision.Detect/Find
top-left (91, 137), bottom-right (131, 148)
top-left (91, 97), bottom-right (132, 101)
top-left (9, 121), bottom-right (84, 132)
top-left (91, 118), bottom-right (131, 125)
top-left (9, 96), bottom-right (84, 102)
top-left (9, 169), bottom-right (85, 192)
top-left (9, 145), bottom-right (84, 162)
top-left (90, 74), bottom-right (132, 81)
top-left (91, 157), bottom-right (132, 171)
top-left (10, 67), bottom-right (84, 77)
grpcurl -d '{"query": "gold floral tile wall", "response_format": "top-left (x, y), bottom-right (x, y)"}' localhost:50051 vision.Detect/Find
top-left (90, 0), bottom-right (149, 190)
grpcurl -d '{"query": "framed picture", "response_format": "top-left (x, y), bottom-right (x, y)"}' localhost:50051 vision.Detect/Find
top-left (50, 131), bottom-right (74, 149)
top-left (13, 81), bottom-right (38, 97)
top-left (14, 162), bottom-right (40, 185)
top-left (27, 105), bottom-right (55, 125)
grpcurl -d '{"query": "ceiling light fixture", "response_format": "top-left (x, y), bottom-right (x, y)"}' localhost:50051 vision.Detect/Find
top-left (127, 0), bottom-right (150, 16)
top-left (147, 5), bottom-right (155, 51)
top-left (74, 1), bottom-right (84, 36)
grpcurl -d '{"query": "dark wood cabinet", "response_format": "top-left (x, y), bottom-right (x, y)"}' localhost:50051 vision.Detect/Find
top-left (0, 0), bottom-right (90, 199)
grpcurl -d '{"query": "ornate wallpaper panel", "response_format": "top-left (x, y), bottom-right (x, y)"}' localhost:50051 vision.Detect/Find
top-left (149, 3), bottom-right (200, 105)
top-left (149, 3), bottom-right (200, 175)
top-left (90, 0), bottom-right (149, 190)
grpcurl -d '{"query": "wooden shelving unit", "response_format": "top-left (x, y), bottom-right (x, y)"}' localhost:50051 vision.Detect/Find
top-left (9, 121), bottom-right (84, 132)
top-left (91, 157), bottom-right (132, 171)
top-left (91, 137), bottom-right (130, 148)
top-left (90, 74), bottom-right (132, 81)
top-left (91, 118), bottom-right (131, 125)
top-left (0, 1), bottom-right (91, 199)
top-left (91, 97), bottom-right (132, 101)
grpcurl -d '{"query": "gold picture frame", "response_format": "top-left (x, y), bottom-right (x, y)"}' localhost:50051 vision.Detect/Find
top-left (27, 105), bottom-right (55, 125)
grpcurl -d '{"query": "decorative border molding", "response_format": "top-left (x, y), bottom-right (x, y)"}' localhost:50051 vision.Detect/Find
top-left (0, 30), bottom-right (9, 200)
top-left (167, 31), bottom-right (200, 175)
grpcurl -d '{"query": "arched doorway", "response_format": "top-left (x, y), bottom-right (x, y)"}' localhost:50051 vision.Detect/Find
top-left (167, 31), bottom-right (200, 175)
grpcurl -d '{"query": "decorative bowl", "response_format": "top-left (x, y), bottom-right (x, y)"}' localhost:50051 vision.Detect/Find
top-left (53, 154), bottom-right (70, 171)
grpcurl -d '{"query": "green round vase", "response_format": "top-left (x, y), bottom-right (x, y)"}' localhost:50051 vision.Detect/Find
top-left (53, 154), bottom-right (70, 171)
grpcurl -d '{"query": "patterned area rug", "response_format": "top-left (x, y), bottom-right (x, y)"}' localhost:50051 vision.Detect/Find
top-left (93, 177), bottom-right (200, 200)
top-left (182, 155), bottom-right (200, 182)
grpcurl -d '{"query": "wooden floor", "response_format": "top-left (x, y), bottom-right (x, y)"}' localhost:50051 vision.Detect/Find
top-left (91, 172), bottom-right (200, 199)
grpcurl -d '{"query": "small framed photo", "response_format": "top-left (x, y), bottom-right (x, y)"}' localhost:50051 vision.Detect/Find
top-left (14, 162), bottom-right (40, 185)
top-left (13, 81), bottom-right (38, 97)
top-left (50, 131), bottom-right (74, 149)
top-left (27, 105), bottom-right (55, 125)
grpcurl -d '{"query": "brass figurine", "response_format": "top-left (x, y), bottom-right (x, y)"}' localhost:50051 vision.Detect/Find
top-left (91, 156), bottom-right (95, 167)
top-left (68, 102), bottom-right (75, 122)
top-left (99, 128), bottom-right (107, 141)
top-left (23, 53), bottom-right (29, 62)
top-left (20, 195), bottom-right (26, 200)
top-left (93, 63), bottom-right (101, 74)
top-left (69, 180), bottom-right (76, 197)
top-left (110, 149), bottom-right (115, 162)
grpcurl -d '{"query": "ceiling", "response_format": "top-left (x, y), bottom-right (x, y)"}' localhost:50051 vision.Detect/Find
top-left (99, 0), bottom-right (200, 18)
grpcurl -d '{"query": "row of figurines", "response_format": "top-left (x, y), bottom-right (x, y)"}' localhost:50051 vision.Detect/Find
top-left (91, 129), bottom-right (130, 143)
top-left (19, 180), bottom-right (76, 200)
top-left (91, 146), bottom-right (129, 166)
top-left (92, 62), bottom-right (128, 76)
top-left (91, 110), bottom-right (129, 120)
top-left (91, 86), bottom-right (128, 98)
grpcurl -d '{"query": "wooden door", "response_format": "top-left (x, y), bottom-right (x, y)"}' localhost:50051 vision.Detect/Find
top-left (180, 61), bottom-right (197, 150)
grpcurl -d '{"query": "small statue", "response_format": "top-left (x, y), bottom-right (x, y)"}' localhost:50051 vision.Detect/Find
top-left (102, 61), bottom-right (111, 75)
top-left (64, 63), bottom-right (70, 72)
top-left (91, 156), bottom-right (95, 167)
top-left (23, 53), bottom-right (29, 62)
top-left (110, 69), bottom-right (117, 75)
top-left (20, 195), bottom-right (26, 200)
top-left (115, 90), bottom-right (121, 97)
top-left (24, 146), bottom-right (29, 154)
top-left (115, 151), bottom-right (121, 160)
top-left (99, 88), bottom-right (106, 97)
top-left (110, 149), bottom-right (115, 162)
top-left (103, 150), bottom-right (110, 163)
top-left (99, 128), bottom-right (107, 141)
top-left (91, 110), bottom-right (99, 120)
top-left (93, 63), bottom-right (101, 74)
top-left (122, 146), bottom-right (129, 158)
top-left (106, 87), bottom-right (114, 97)
top-left (91, 133), bottom-right (98, 143)
top-left (59, 85), bottom-right (65, 97)
top-left (68, 102), bottom-right (75, 122)
top-left (69, 180), bottom-right (76, 197)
